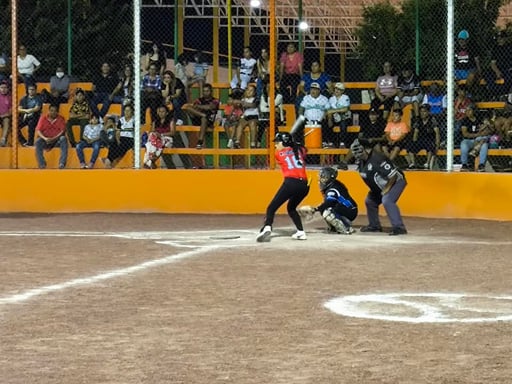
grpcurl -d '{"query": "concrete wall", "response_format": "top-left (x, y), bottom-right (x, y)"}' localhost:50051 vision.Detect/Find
top-left (2, 170), bottom-right (512, 221)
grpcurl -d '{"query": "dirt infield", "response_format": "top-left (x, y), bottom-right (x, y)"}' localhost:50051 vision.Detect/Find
top-left (1, 213), bottom-right (512, 383)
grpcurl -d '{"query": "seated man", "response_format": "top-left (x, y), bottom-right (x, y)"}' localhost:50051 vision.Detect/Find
top-left (42, 65), bottom-right (70, 106)
top-left (297, 82), bottom-right (330, 147)
top-left (405, 104), bottom-right (440, 170)
top-left (326, 82), bottom-right (351, 148)
top-left (382, 108), bottom-right (410, 161)
top-left (459, 104), bottom-right (493, 172)
top-left (66, 89), bottom-right (91, 147)
top-left (18, 84), bottom-right (42, 147)
top-left (182, 83), bottom-right (220, 149)
top-left (34, 103), bottom-right (68, 169)
top-left (90, 62), bottom-right (119, 118)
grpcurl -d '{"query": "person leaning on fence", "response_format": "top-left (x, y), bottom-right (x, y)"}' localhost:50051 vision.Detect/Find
top-left (382, 108), bottom-right (410, 161)
top-left (0, 80), bottom-right (12, 147)
top-left (17, 84), bottom-right (42, 147)
top-left (76, 113), bottom-right (104, 169)
top-left (143, 105), bottom-right (175, 169)
top-left (371, 61), bottom-right (398, 121)
top-left (459, 103), bottom-right (493, 172)
top-left (34, 103), bottom-right (68, 169)
top-left (350, 139), bottom-right (408, 236)
top-left (405, 104), bottom-right (440, 170)
top-left (101, 104), bottom-right (135, 169)
top-left (182, 83), bottom-right (219, 149)
top-left (326, 82), bottom-right (351, 148)
top-left (66, 89), bottom-right (91, 148)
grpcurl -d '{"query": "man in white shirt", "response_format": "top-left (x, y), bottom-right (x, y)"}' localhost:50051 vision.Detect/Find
top-left (17, 45), bottom-right (41, 92)
top-left (298, 82), bottom-right (331, 147)
top-left (327, 82), bottom-right (352, 148)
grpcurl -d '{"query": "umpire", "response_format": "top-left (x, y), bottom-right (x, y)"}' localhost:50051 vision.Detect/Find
top-left (350, 139), bottom-right (408, 235)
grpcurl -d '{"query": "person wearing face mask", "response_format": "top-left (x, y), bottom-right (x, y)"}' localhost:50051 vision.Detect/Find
top-left (42, 66), bottom-right (70, 106)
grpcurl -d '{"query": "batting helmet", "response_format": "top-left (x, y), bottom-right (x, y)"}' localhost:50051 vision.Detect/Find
top-left (274, 132), bottom-right (293, 147)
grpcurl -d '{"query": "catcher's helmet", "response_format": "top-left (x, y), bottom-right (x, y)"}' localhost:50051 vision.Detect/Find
top-left (319, 167), bottom-right (338, 191)
top-left (273, 132), bottom-right (293, 147)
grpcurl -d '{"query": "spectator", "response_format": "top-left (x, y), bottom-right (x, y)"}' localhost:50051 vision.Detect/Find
top-left (256, 47), bottom-right (270, 99)
top-left (0, 53), bottom-right (9, 82)
top-left (141, 63), bottom-right (163, 125)
top-left (454, 30), bottom-right (481, 92)
top-left (454, 84), bottom-right (473, 146)
top-left (371, 61), bottom-right (398, 121)
top-left (161, 70), bottom-right (187, 125)
top-left (76, 113), bottom-right (104, 169)
top-left (174, 53), bottom-right (190, 92)
top-left (339, 107), bottom-right (387, 170)
top-left (406, 104), bottom-right (440, 170)
top-left (459, 104), bottom-right (493, 172)
top-left (143, 41), bottom-right (167, 77)
top-left (484, 30), bottom-right (512, 100)
top-left (90, 62), bottom-right (119, 118)
top-left (34, 104), bottom-right (68, 169)
top-left (327, 82), bottom-right (351, 148)
top-left (232, 84), bottom-right (259, 148)
top-left (382, 108), bottom-right (410, 161)
top-left (0, 80), bottom-right (12, 146)
top-left (394, 64), bottom-right (422, 122)
top-left (66, 89), bottom-right (91, 148)
top-left (42, 65), bottom-right (70, 106)
top-left (111, 64), bottom-right (134, 107)
top-left (231, 46), bottom-right (257, 90)
top-left (257, 83), bottom-right (284, 148)
top-left (101, 104), bottom-right (135, 169)
top-left (182, 83), bottom-right (219, 149)
top-left (17, 45), bottom-right (40, 92)
top-left (278, 42), bottom-right (304, 104)
top-left (297, 82), bottom-right (331, 147)
top-left (223, 88), bottom-right (244, 149)
top-left (422, 82), bottom-right (447, 128)
top-left (17, 84), bottom-right (42, 147)
top-left (296, 60), bottom-right (332, 116)
top-left (189, 50), bottom-right (209, 98)
top-left (143, 105), bottom-right (175, 169)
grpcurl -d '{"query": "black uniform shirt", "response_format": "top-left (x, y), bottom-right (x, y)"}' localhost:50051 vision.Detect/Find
top-left (357, 150), bottom-right (404, 193)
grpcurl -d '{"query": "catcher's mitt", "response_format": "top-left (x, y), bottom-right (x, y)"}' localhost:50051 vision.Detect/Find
top-left (297, 205), bottom-right (316, 221)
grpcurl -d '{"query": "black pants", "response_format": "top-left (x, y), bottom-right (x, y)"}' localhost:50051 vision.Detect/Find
top-left (107, 136), bottom-right (134, 162)
top-left (263, 177), bottom-right (310, 231)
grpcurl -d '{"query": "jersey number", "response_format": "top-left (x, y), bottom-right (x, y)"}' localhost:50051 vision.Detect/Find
top-left (284, 155), bottom-right (303, 169)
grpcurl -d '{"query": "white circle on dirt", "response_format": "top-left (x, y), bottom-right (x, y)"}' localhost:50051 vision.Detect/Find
top-left (324, 293), bottom-right (512, 323)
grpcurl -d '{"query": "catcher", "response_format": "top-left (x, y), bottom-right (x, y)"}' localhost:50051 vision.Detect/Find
top-left (298, 167), bottom-right (358, 234)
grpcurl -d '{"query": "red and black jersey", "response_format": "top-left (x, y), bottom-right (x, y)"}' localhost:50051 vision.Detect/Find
top-left (275, 146), bottom-right (307, 180)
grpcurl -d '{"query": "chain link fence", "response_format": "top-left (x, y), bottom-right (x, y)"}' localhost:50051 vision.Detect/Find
top-left (1, 0), bottom-right (511, 171)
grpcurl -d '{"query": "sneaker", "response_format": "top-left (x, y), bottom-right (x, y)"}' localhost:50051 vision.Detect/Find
top-left (234, 141), bottom-right (241, 149)
top-left (345, 226), bottom-right (356, 234)
top-left (88, 162), bottom-right (94, 169)
top-left (80, 163), bottom-right (87, 169)
top-left (256, 225), bottom-right (272, 242)
top-left (291, 230), bottom-right (307, 240)
top-left (59, 163), bottom-right (65, 169)
top-left (339, 142), bottom-right (346, 148)
top-left (101, 157), bottom-right (112, 169)
top-left (478, 164), bottom-right (486, 172)
top-left (196, 140), bottom-right (203, 150)
top-left (389, 227), bottom-right (408, 236)
top-left (360, 225), bottom-right (383, 232)
top-left (227, 139), bottom-right (234, 149)
top-left (460, 164), bottom-right (469, 171)
top-left (176, 119), bottom-right (184, 126)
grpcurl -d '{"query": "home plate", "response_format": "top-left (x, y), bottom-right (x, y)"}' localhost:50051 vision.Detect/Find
top-left (208, 235), bottom-right (241, 240)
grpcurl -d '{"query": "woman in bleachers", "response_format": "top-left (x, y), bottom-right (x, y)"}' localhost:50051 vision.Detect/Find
top-left (101, 104), bottom-right (135, 169)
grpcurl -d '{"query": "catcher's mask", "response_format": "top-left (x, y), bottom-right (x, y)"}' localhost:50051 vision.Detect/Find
top-left (319, 167), bottom-right (338, 191)
top-left (273, 132), bottom-right (293, 147)
top-left (350, 139), bottom-right (366, 159)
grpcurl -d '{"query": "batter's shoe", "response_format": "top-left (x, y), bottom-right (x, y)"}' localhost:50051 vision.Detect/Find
top-left (389, 227), bottom-right (408, 236)
top-left (291, 230), bottom-right (307, 240)
top-left (360, 225), bottom-right (383, 232)
top-left (256, 225), bottom-right (272, 242)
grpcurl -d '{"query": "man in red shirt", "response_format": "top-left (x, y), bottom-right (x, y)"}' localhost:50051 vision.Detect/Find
top-left (34, 103), bottom-right (68, 169)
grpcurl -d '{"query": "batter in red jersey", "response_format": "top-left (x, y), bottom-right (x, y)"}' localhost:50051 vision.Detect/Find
top-left (256, 132), bottom-right (310, 242)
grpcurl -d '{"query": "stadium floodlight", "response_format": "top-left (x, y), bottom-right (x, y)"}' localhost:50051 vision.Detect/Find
top-left (299, 21), bottom-right (309, 30)
top-left (250, 0), bottom-right (261, 7)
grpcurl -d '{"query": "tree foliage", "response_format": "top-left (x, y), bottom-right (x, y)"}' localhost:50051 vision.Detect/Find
top-left (355, 0), bottom-right (509, 80)
top-left (0, 0), bottom-right (133, 80)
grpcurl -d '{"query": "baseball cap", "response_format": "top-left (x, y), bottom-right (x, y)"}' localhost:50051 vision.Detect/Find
top-left (369, 107), bottom-right (379, 114)
top-left (458, 30), bottom-right (469, 40)
top-left (334, 82), bottom-right (345, 90)
top-left (310, 82), bottom-right (321, 89)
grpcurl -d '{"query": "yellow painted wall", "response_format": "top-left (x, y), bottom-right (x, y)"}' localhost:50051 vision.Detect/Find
top-left (1, 170), bottom-right (512, 221)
